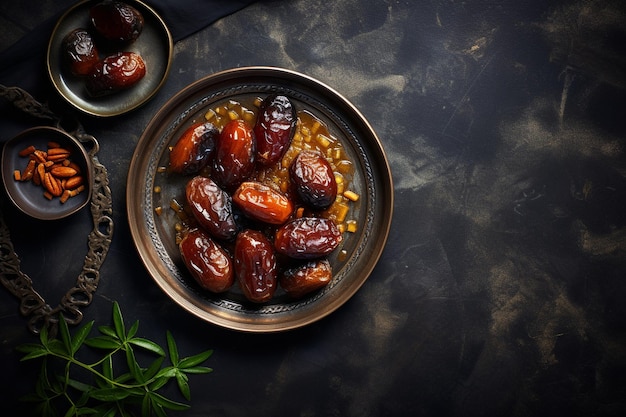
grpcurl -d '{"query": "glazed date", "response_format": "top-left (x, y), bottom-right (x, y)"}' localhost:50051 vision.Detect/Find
top-left (290, 150), bottom-right (337, 210)
top-left (280, 259), bottom-right (332, 298)
top-left (62, 28), bottom-right (100, 76)
top-left (274, 217), bottom-right (342, 259)
top-left (232, 181), bottom-right (293, 225)
top-left (254, 94), bottom-right (296, 166)
top-left (185, 176), bottom-right (238, 240)
top-left (235, 230), bottom-right (277, 303)
top-left (179, 229), bottom-right (234, 293)
top-left (212, 119), bottom-right (256, 190)
top-left (90, 1), bottom-right (144, 43)
top-left (169, 122), bottom-right (218, 175)
top-left (85, 51), bottom-right (146, 96)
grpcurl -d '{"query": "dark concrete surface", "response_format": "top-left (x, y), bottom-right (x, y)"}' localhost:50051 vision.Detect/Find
top-left (2, 0), bottom-right (626, 416)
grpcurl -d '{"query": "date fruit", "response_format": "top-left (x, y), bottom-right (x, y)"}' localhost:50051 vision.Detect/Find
top-left (212, 119), bottom-right (256, 190)
top-left (254, 94), bottom-right (296, 166)
top-left (234, 230), bottom-right (277, 303)
top-left (169, 122), bottom-right (218, 175)
top-left (274, 217), bottom-right (342, 259)
top-left (185, 176), bottom-right (238, 241)
top-left (290, 150), bottom-right (337, 210)
top-left (90, 1), bottom-right (144, 43)
top-left (62, 28), bottom-right (100, 76)
top-left (280, 259), bottom-right (332, 298)
top-left (85, 51), bottom-right (146, 96)
top-left (179, 229), bottom-right (234, 293)
top-left (232, 181), bottom-right (294, 225)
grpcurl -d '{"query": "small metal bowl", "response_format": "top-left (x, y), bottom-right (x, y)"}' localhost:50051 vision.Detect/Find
top-left (1, 126), bottom-right (93, 220)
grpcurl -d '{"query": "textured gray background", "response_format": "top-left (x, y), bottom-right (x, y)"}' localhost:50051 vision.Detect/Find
top-left (2, 1), bottom-right (626, 416)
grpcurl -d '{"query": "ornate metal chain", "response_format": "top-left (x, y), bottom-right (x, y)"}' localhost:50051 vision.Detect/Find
top-left (0, 85), bottom-right (114, 336)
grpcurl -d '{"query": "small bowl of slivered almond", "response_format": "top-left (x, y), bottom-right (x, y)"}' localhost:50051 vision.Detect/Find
top-left (2, 126), bottom-right (93, 220)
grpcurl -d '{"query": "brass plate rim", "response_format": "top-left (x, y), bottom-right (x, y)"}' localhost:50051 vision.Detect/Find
top-left (127, 66), bottom-right (394, 332)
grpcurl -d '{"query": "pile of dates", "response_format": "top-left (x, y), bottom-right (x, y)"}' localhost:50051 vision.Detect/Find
top-left (169, 94), bottom-right (354, 303)
top-left (61, 1), bottom-right (146, 96)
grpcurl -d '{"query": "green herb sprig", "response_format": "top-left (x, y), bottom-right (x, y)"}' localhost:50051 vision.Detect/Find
top-left (16, 302), bottom-right (213, 417)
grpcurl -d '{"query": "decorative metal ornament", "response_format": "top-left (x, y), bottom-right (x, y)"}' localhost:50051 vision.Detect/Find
top-left (0, 85), bottom-right (114, 336)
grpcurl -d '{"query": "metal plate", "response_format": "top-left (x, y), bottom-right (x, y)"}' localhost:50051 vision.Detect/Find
top-left (1, 127), bottom-right (93, 220)
top-left (127, 67), bottom-right (394, 332)
top-left (46, 0), bottom-right (173, 117)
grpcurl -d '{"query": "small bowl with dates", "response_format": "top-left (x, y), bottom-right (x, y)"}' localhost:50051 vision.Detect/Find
top-left (127, 67), bottom-right (394, 332)
top-left (46, 0), bottom-right (173, 117)
top-left (1, 126), bottom-right (93, 220)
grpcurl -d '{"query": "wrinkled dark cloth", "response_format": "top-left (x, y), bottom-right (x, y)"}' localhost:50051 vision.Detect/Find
top-left (0, 0), bottom-right (257, 109)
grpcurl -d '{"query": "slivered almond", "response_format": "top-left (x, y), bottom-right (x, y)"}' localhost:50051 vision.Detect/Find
top-left (18, 145), bottom-right (36, 157)
top-left (63, 175), bottom-right (84, 190)
top-left (22, 159), bottom-right (36, 181)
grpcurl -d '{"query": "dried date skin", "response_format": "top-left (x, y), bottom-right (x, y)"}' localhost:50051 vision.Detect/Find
top-left (280, 259), bottom-right (332, 298)
top-left (232, 181), bottom-right (294, 225)
top-left (185, 176), bottom-right (239, 241)
top-left (290, 150), bottom-right (338, 210)
top-left (169, 122), bottom-right (218, 175)
top-left (90, 1), bottom-right (144, 43)
top-left (179, 229), bottom-right (234, 293)
top-left (212, 119), bottom-right (256, 191)
top-left (254, 94), bottom-right (296, 166)
top-left (234, 230), bottom-right (277, 303)
top-left (85, 51), bottom-right (146, 96)
top-left (62, 28), bottom-right (100, 76)
top-left (274, 217), bottom-right (342, 259)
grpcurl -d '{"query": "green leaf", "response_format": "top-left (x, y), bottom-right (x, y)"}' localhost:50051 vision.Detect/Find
top-left (181, 366), bottom-right (213, 375)
top-left (90, 387), bottom-right (131, 401)
top-left (114, 372), bottom-right (134, 384)
top-left (148, 376), bottom-right (170, 392)
top-left (63, 404), bottom-right (76, 417)
top-left (17, 344), bottom-right (49, 361)
top-left (66, 378), bottom-right (93, 393)
top-left (128, 338), bottom-right (166, 356)
top-left (153, 403), bottom-right (168, 417)
top-left (97, 325), bottom-right (118, 339)
top-left (71, 320), bottom-right (94, 355)
top-left (178, 349), bottom-right (213, 369)
top-left (16, 342), bottom-right (46, 353)
top-left (47, 339), bottom-right (68, 356)
top-left (154, 366), bottom-right (176, 380)
top-left (125, 345), bottom-right (145, 383)
top-left (58, 315), bottom-right (72, 357)
top-left (112, 302), bottom-right (125, 341)
top-left (127, 320), bottom-right (139, 340)
top-left (166, 331), bottom-right (179, 365)
top-left (19, 392), bottom-right (45, 403)
top-left (39, 323), bottom-right (50, 347)
top-left (102, 355), bottom-right (113, 382)
top-left (175, 371), bottom-right (191, 401)
top-left (85, 336), bottom-right (122, 350)
top-left (149, 391), bottom-right (190, 411)
top-left (75, 407), bottom-right (98, 416)
top-left (95, 407), bottom-right (117, 417)
top-left (143, 356), bottom-right (165, 381)
top-left (141, 393), bottom-right (152, 417)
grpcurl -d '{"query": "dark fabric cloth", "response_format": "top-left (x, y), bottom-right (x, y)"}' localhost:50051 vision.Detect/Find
top-left (0, 0), bottom-right (257, 104)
